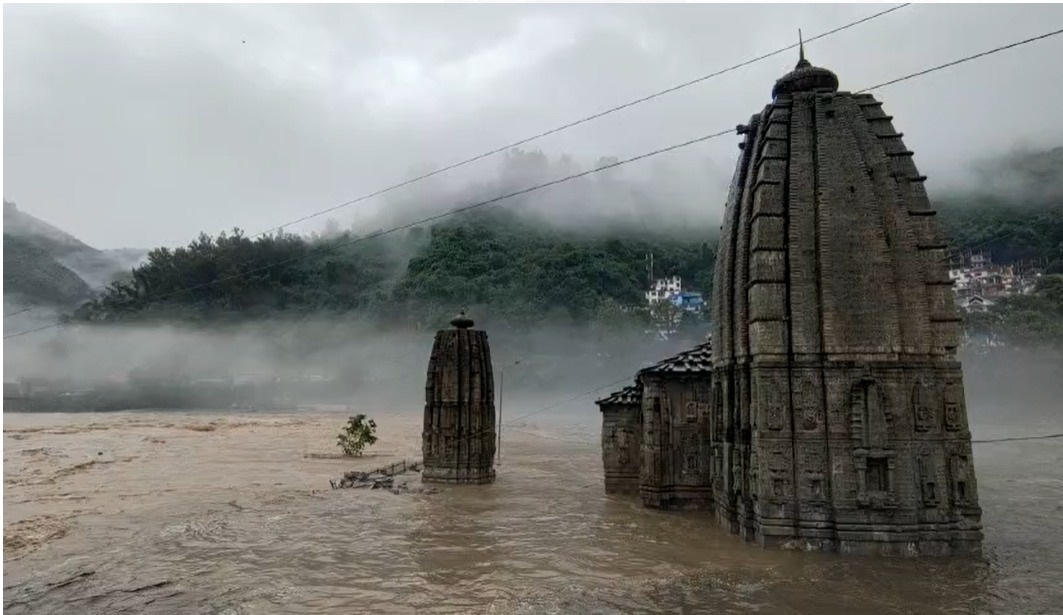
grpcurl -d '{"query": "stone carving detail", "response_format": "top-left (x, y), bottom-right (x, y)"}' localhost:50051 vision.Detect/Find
top-left (749, 450), bottom-right (760, 500)
top-left (802, 449), bottom-right (827, 502)
top-left (943, 382), bottom-right (963, 432)
top-left (801, 407), bottom-right (818, 431)
top-left (855, 452), bottom-right (897, 510)
top-left (917, 450), bottom-right (938, 508)
top-left (682, 433), bottom-right (700, 474)
top-left (912, 380), bottom-right (933, 432)
top-left (616, 427), bottom-right (632, 465)
top-left (796, 376), bottom-right (821, 431)
top-left (768, 450), bottom-right (788, 502)
top-left (731, 452), bottom-right (743, 494)
top-left (851, 378), bottom-right (890, 449)
top-left (714, 388), bottom-right (725, 435)
top-left (806, 470), bottom-right (825, 500)
top-left (770, 471), bottom-right (788, 500)
top-left (712, 445), bottom-right (724, 490)
top-left (762, 380), bottom-right (784, 431)
top-left (950, 454), bottom-right (973, 507)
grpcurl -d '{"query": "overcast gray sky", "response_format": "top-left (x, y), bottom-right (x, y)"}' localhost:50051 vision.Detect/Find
top-left (4, 3), bottom-right (1063, 249)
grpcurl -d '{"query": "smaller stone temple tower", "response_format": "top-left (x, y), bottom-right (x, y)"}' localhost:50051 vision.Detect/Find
top-left (637, 340), bottom-right (714, 510)
top-left (422, 311), bottom-right (496, 484)
top-left (596, 384), bottom-right (642, 495)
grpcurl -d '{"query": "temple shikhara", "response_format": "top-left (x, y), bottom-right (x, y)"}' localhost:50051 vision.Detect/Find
top-left (422, 311), bottom-right (497, 484)
top-left (598, 49), bottom-right (983, 556)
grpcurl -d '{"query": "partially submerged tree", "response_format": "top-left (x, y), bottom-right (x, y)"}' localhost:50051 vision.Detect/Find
top-left (337, 414), bottom-right (378, 457)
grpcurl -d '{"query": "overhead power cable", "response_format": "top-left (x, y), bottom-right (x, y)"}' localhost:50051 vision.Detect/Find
top-left (857, 26), bottom-right (1063, 93)
top-left (3, 306), bottom-right (36, 318)
top-left (7, 22), bottom-right (1059, 342)
top-left (246, 3), bottom-right (912, 240)
top-left (428, 373), bottom-right (637, 463)
top-left (504, 375), bottom-right (635, 427)
top-left (1, 5), bottom-right (909, 338)
top-left (3, 130), bottom-right (733, 341)
top-left (2, 4), bottom-right (912, 327)
top-left (972, 433), bottom-right (1063, 444)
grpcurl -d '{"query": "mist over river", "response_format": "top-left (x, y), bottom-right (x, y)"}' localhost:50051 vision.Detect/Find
top-left (3, 403), bottom-right (1062, 615)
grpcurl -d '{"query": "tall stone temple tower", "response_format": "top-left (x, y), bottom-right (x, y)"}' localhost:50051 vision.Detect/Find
top-left (422, 311), bottom-right (497, 484)
top-left (710, 48), bottom-right (983, 555)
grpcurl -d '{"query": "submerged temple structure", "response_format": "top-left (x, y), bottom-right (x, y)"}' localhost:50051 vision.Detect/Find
top-left (637, 341), bottom-right (714, 510)
top-left (422, 311), bottom-right (496, 484)
top-left (710, 48), bottom-right (982, 555)
top-left (597, 49), bottom-right (982, 556)
top-left (595, 384), bottom-right (642, 495)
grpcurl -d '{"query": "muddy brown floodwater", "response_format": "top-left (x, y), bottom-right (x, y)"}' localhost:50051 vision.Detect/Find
top-left (3, 409), bottom-right (1062, 614)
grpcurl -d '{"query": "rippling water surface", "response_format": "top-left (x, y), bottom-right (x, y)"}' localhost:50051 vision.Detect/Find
top-left (3, 410), bottom-right (1062, 614)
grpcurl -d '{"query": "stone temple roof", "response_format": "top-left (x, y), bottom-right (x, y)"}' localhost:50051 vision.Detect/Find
top-left (595, 384), bottom-right (641, 408)
top-left (639, 340), bottom-right (713, 376)
top-left (771, 47), bottom-right (839, 100)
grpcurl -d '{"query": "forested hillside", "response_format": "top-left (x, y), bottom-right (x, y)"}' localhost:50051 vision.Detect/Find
top-left (3, 200), bottom-right (147, 307)
top-left (3, 234), bottom-right (94, 307)
top-left (70, 208), bottom-right (716, 329)
top-left (7, 147), bottom-right (1059, 346)
top-left (66, 199), bottom-right (1060, 333)
top-left (935, 147), bottom-right (1063, 268)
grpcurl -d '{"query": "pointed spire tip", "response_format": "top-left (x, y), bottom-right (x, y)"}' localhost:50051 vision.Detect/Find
top-left (795, 28), bottom-right (811, 69)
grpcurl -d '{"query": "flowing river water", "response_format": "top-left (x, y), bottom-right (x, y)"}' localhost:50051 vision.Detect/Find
top-left (3, 408), bottom-right (1062, 614)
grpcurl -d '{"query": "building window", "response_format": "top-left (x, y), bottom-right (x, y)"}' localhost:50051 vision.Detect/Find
top-left (867, 457), bottom-right (889, 492)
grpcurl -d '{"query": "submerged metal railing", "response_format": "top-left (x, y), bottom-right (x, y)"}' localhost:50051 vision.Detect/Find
top-left (330, 458), bottom-right (423, 489)
top-left (372, 458), bottom-right (423, 476)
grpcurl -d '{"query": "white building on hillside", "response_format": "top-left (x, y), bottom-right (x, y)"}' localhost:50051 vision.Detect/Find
top-left (645, 276), bottom-right (682, 304)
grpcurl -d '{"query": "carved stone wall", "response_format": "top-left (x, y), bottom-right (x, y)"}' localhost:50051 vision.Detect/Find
top-left (597, 385), bottom-right (642, 495)
top-left (636, 342), bottom-right (713, 510)
top-left (422, 315), bottom-right (496, 484)
top-left (710, 53), bottom-right (982, 555)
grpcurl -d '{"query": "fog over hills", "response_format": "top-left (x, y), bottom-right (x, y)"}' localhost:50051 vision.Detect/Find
top-left (3, 200), bottom-right (148, 317)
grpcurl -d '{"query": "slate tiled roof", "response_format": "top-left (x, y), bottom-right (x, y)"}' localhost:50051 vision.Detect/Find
top-left (638, 339), bottom-right (713, 376)
top-left (595, 384), bottom-right (641, 407)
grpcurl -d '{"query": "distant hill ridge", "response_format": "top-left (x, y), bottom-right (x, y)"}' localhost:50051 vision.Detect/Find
top-left (3, 200), bottom-right (147, 311)
top-left (4, 199), bottom-right (96, 255)
top-left (4, 147), bottom-right (1061, 324)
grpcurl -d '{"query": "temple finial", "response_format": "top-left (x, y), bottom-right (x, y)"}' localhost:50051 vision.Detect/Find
top-left (793, 28), bottom-right (811, 69)
top-left (450, 308), bottom-right (474, 329)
